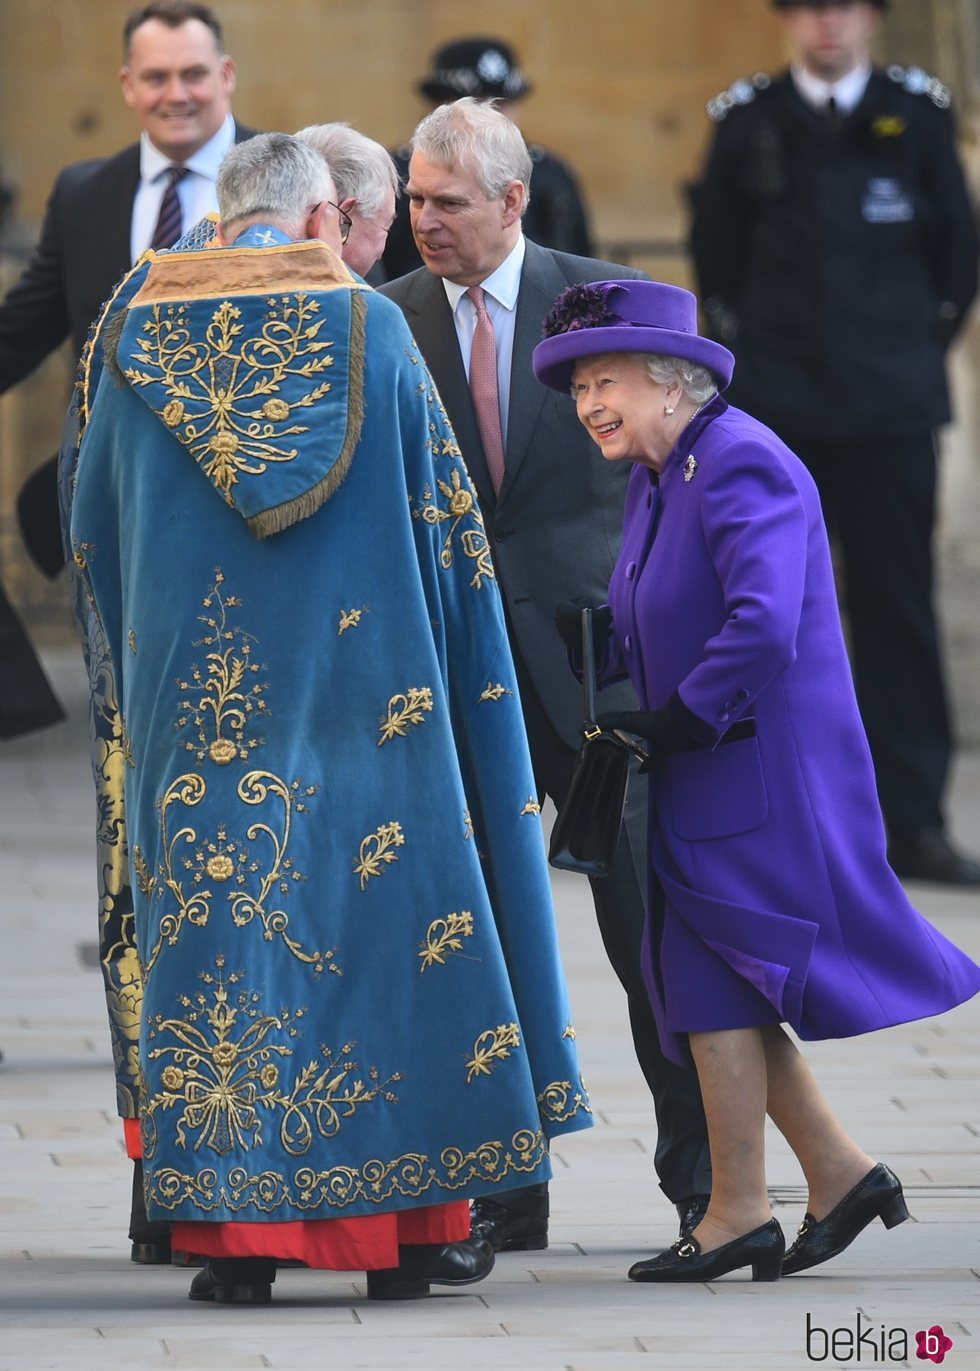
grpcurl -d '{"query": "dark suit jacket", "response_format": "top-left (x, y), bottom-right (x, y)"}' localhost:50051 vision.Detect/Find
top-left (381, 239), bottom-right (645, 747)
top-left (2, 121), bottom-right (257, 575)
top-left (0, 119), bottom-right (257, 385)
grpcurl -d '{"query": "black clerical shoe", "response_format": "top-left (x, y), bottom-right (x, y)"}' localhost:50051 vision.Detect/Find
top-left (469, 1187), bottom-right (549, 1252)
top-left (676, 1194), bottom-right (710, 1237)
top-left (366, 1238), bottom-right (495, 1300)
top-left (188, 1257), bottom-right (277, 1305)
top-left (131, 1236), bottom-right (172, 1264)
top-left (782, 1163), bottom-right (909, 1275)
top-left (888, 829), bottom-right (980, 885)
top-left (628, 1218), bottom-right (785, 1283)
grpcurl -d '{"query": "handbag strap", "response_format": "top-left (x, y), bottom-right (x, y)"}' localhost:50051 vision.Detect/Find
top-left (581, 606), bottom-right (600, 736)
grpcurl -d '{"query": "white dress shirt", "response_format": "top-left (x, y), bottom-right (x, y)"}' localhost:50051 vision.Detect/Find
top-left (443, 235), bottom-right (526, 446)
top-left (791, 61), bottom-right (872, 117)
top-left (130, 113), bottom-right (236, 262)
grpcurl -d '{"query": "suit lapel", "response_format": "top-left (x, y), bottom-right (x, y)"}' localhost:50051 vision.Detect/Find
top-left (500, 241), bottom-right (563, 499)
top-left (399, 272), bottom-right (496, 511)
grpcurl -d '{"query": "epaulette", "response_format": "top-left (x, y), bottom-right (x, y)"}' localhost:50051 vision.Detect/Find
top-left (706, 73), bottom-right (772, 122)
top-left (885, 64), bottom-right (951, 109)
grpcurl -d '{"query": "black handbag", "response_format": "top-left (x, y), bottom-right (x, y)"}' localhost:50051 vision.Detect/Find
top-left (548, 607), bottom-right (644, 877)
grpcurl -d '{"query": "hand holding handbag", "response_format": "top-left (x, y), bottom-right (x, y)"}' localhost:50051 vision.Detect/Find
top-left (548, 607), bottom-right (645, 876)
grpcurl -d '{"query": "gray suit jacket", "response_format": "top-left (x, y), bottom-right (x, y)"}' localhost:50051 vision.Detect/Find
top-left (381, 238), bottom-right (645, 747)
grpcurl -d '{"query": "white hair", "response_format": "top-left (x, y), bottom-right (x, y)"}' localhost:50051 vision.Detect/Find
top-left (294, 122), bottom-right (399, 219)
top-left (217, 133), bottom-right (334, 234)
top-left (411, 97), bottom-right (532, 212)
top-left (645, 354), bottom-right (719, 405)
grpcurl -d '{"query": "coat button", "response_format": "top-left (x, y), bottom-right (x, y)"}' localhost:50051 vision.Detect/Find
top-left (624, 634), bottom-right (633, 651)
top-left (716, 709), bottom-right (731, 723)
top-left (626, 562), bottom-right (637, 580)
top-left (735, 688), bottom-right (750, 702)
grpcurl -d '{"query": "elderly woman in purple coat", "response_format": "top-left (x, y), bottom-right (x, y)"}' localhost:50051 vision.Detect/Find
top-left (532, 280), bottom-right (980, 1285)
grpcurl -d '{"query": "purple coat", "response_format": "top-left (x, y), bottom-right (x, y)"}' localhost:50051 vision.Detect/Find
top-left (602, 398), bottom-right (980, 1064)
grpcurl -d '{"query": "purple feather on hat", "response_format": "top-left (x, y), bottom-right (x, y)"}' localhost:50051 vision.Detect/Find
top-left (541, 283), bottom-right (622, 339)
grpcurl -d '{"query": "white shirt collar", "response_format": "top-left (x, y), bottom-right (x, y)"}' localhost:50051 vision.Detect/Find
top-left (139, 113), bottom-right (236, 183)
top-left (791, 61), bottom-right (872, 116)
top-left (443, 235), bottom-right (526, 316)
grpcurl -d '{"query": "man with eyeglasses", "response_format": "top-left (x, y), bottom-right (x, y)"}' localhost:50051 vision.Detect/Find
top-left (69, 129), bottom-right (590, 1305)
top-left (296, 124), bottom-right (399, 281)
top-left (0, 0), bottom-right (258, 1270)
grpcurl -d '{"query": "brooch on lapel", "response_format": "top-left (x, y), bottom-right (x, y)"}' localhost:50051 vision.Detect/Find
top-left (683, 455), bottom-right (698, 482)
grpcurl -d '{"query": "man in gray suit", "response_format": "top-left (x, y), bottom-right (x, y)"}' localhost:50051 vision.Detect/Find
top-left (381, 98), bottom-right (711, 1249)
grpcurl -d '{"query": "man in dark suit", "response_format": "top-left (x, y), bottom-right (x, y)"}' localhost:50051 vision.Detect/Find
top-left (381, 98), bottom-right (711, 1251)
top-left (1, 0), bottom-right (256, 573)
top-left (0, 0), bottom-right (256, 1265)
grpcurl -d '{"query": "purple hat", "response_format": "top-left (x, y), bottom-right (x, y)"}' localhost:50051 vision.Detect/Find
top-left (532, 280), bottom-right (735, 393)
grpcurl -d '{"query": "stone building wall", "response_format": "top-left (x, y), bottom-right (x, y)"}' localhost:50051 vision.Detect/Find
top-left (0, 0), bottom-right (977, 733)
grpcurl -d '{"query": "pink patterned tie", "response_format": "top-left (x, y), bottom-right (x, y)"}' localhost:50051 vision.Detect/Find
top-left (466, 285), bottom-right (506, 492)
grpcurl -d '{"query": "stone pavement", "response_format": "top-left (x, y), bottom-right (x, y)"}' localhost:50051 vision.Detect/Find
top-left (1, 648), bottom-right (978, 1371)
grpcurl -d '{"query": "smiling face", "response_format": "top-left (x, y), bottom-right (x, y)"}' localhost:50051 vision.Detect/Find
top-left (572, 353), bottom-right (675, 470)
top-left (406, 150), bottom-right (524, 286)
top-left (120, 18), bottom-right (235, 162)
top-left (779, 2), bottom-right (879, 82)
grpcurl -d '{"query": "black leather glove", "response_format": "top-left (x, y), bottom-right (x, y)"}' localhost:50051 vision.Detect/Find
top-left (554, 598), bottom-right (613, 652)
top-left (596, 708), bottom-right (688, 771)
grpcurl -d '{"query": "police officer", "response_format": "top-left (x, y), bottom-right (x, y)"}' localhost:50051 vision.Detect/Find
top-left (689, 0), bottom-right (980, 885)
top-left (381, 36), bottom-right (593, 280)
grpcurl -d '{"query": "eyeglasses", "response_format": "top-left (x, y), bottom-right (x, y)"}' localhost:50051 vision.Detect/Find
top-left (326, 200), bottom-right (353, 245)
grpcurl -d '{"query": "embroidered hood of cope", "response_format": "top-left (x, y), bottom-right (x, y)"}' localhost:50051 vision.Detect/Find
top-left (115, 240), bottom-right (366, 540)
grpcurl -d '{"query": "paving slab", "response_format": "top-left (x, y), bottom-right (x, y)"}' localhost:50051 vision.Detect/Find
top-left (0, 647), bottom-right (978, 1370)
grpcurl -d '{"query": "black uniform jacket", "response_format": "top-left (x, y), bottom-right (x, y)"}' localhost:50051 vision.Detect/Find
top-left (689, 70), bottom-right (978, 439)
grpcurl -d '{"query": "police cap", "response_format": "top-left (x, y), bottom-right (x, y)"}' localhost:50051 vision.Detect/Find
top-left (418, 38), bottom-right (531, 103)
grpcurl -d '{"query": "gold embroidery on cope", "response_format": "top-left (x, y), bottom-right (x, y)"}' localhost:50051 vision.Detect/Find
top-left (419, 910), bottom-right (475, 972)
top-left (536, 1080), bottom-right (592, 1125)
top-left (411, 471), bottom-right (495, 590)
top-left (148, 1128), bottom-right (546, 1213)
top-left (521, 797), bottom-right (542, 816)
top-left (478, 682), bottom-right (512, 703)
top-left (144, 959), bottom-right (400, 1158)
top-left (338, 607), bottom-right (367, 635)
top-left (128, 629), bottom-right (137, 654)
top-left (354, 820), bottom-right (405, 890)
top-left (466, 1022), bottom-right (521, 1083)
top-left (378, 687), bottom-right (433, 745)
top-left (463, 809), bottom-right (474, 839)
top-left (177, 572), bottom-right (269, 766)
top-left (124, 294), bottom-right (336, 501)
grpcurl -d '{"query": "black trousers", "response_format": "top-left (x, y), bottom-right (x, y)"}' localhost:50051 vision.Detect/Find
top-left (785, 429), bottom-right (951, 837)
top-left (511, 654), bottom-right (711, 1205)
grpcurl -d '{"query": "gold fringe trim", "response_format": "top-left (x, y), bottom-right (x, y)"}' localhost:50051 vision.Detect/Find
top-left (101, 309), bottom-right (129, 388)
top-left (78, 254), bottom-right (154, 430)
top-left (247, 288), bottom-right (368, 540)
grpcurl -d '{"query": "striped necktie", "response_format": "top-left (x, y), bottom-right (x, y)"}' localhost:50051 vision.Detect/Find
top-left (466, 286), bottom-right (506, 493)
top-left (150, 166), bottom-right (189, 250)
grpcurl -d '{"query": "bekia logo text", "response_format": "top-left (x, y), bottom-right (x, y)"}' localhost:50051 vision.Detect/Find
top-left (806, 1313), bottom-right (954, 1363)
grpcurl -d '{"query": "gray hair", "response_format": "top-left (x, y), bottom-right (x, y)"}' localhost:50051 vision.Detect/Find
top-left (294, 123), bottom-right (399, 220)
top-left (411, 97), bottom-right (532, 212)
top-left (217, 133), bottom-right (334, 234)
top-left (645, 355), bottom-right (719, 405)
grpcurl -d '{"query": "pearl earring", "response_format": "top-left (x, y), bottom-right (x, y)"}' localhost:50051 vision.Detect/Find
top-left (664, 405), bottom-right (675, 416)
